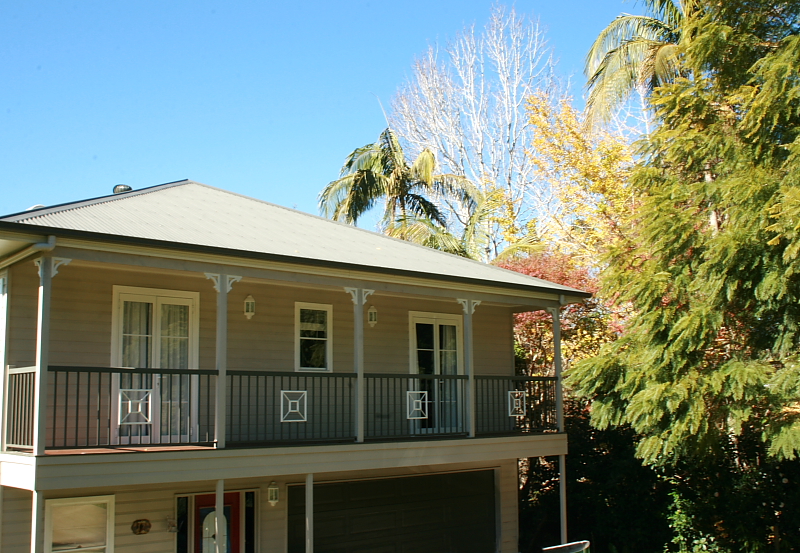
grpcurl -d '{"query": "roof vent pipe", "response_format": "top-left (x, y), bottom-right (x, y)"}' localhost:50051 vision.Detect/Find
top-left (113, 184), bottom-right (132, 194)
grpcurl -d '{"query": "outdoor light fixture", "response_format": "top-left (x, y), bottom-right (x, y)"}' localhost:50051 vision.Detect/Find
top-left (268, 481), bottom-right (279, 506)
top-left (244, 295), bottom-right (256, 319)
top-left (368, 305), bottom-right (378, 327)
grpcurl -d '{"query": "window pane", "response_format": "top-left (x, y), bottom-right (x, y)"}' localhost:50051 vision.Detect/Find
top-left (440, 351), bottom-right (458, 375)
top-left (300, 338), bottom-right (327, 369)
top-left (417, 350), bottom-right (435, 375)
top-left (161, 304), bottom-right (189, 338)
top-left (300, 309), bottom-right (327, 338)
top-left (416, 323), bottom-right (434, 350)
top-left (122, 301), bottom-right (152, 368)
top-left (160, 304), bottom-right (190, 369)
top-left (51, 502), bottom-right (107, 551)
top-left (440, 325), bottom-right (457, 351)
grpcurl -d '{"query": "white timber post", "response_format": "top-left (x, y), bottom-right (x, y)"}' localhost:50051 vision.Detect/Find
top-left (32, 256), bottom-right (70, 456)
top-left (457, 299), bottom-right (480, 438)
top-left (548, 304), bottom-right (567, 544)
top-left (0, 271), bottom-right (9, 453)
top-left (30, 489), bottom-right (44, 553)
top-left (305, 473), bottom-right (314, 553)
top-left (215, 479), bottom-right (224, 553)
top-left (345, 287), bottom-right (373, 443)
top-left (205, 272), bottom-right (242, 450)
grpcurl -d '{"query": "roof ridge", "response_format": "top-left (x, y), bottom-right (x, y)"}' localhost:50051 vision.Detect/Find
top-left (0, 179), bottom-right (192, 221)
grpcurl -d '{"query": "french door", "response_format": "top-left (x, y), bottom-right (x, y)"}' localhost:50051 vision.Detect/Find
top-left (410, 312), bottom-right (464, 434)
top-left (111, 286), bottom-right (199, 444)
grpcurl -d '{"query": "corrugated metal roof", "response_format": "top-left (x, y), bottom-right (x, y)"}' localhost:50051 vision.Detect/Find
top-left (1, 180), bottom-right (589, 297)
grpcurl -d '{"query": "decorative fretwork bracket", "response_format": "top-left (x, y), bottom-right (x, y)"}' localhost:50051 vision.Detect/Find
top-left (205, 273), bottom-right (242, 294)
top-left (34, 257), bottom-right (71, 278)
top-left (344, 287), bottom-right (375, 305)
top-left (457, 298), bottom-right (481, 315)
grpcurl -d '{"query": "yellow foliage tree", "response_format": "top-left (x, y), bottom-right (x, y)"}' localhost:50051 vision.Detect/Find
top-left (526, 92), bottom-right (635, 263)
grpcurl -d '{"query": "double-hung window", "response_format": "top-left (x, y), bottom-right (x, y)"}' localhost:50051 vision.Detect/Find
top-left (295, 302), bottom-right (332, 371)
top-left (45, 495), bottom-right (115, 553)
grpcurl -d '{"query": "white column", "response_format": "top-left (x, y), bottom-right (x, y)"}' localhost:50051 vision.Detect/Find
top-left (30, 490), bottom-right (44, 553)
top-left (205, 272), bottom-right (242, 450)
top-left (0, 272), bottom-right (9, 453)
top-left (549, 306), bottom-right (567, 544)
top-left (345, 287), bottom-right (373, 443)
top-left (215, 479), bottom-right (224, 553)
top-left (457, 299), bottom-right (480, 438)
top-left (305, 473), bottom-right (314, 553)
top-left (32, 257), bottom-right (70, 455)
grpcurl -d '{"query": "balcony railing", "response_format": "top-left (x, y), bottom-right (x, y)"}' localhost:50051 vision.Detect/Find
top-left (6, 366), bottom-right (36, 449)
top-left (47, 366), bottom-right (217, 449)
top-left (365, 373), bottom-right (469, 439)
top-left (4, 366), bottom-right (559, 451)
top-left (475, 375), bottom-right (558, 435)
top-left (227, 370), bottom-right (356, 445)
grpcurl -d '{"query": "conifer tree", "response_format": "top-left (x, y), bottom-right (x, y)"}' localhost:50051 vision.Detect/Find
top-left (569, 0), bottom-right (800, 467)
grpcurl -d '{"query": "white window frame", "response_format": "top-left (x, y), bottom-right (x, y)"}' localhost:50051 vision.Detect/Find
top-left (295, 302), bottom-right (333, 372)
top-left (408, 311), bottom-right (464, 375)
top-left (110, 286), bottom-right (200, 369)
top-left (44, 495), bottom-right (115, 553)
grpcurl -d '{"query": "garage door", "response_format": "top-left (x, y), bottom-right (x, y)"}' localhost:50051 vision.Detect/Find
top-left (288, 470), bottom-right (497, 553)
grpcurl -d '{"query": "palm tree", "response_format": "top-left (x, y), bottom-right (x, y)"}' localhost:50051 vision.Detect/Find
top-left (386, 188), bottom-right (543, 262)
top-left (319, 128), bottom-right (473, 236)
top-left (585, 0), bottom-right (687, 126)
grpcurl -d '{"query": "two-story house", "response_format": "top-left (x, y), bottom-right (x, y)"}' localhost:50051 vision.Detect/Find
top-left (0, 180), bottom-right (588, 553)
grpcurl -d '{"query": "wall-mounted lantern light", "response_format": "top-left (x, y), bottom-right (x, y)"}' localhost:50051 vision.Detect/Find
top-left (268, 481), bottom-right (279, 506)
top-left (368, 305), bottom-right (378, 327)
top-left (244, 295), bottom-right (256, 319)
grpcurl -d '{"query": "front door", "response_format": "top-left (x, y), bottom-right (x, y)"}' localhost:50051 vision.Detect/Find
top-left (111, 286), bottom-right (199, 445)
top-left (410, 312), bottom-right (464, 433)
top-left (195, 492), bottom-right (241, 553)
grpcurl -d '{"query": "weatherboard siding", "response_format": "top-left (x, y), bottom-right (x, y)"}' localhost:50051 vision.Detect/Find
top-left (8, 262), bottom-right (515, 376)
top-left (1, 486), bottom-right (31, 553)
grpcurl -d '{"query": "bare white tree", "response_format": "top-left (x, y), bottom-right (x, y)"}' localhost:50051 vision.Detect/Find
top-left (389, 5), bottom-right (563, 260)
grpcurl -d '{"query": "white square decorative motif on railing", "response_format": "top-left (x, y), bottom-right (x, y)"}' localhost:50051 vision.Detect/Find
top-left (119, 389), bottom-right (153, 425)
top-left (281, 390), bottom-right (308, 422)
top-left (407, 391), bottom-right (429, 419)
top-left (508, 390), bottom-right (526, 417)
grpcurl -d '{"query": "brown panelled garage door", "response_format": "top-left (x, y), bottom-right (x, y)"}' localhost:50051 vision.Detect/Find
top-left (288, 470), bottom-right (497, 553)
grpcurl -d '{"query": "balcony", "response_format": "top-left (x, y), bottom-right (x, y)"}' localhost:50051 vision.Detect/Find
top-left (5, 366), bottom-right (558, 453)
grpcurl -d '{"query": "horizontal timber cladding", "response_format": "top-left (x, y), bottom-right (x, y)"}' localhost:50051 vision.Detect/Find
top-left (9, 261), bottom-right (515, 375)
top-left (287, 470), bottom-right (497, 553)
top-left (1, 486), bottom-right (32, 553)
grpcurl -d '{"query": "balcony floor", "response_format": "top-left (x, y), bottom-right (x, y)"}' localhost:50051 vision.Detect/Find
top-left (44, 444), bottom-right (215, 455)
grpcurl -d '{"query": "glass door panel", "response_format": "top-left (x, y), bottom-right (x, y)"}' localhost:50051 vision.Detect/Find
top-left (411, 315), bottom-right (463, 434)
top-left (156, 299), bottom-right (193, 442)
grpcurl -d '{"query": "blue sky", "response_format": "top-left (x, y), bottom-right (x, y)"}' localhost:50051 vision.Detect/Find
top-left (1, 1), bottom-right (636, 218)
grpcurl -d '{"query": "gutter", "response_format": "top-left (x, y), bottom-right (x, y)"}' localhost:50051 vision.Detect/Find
top-left (0, 235), bottom-right (56, 271)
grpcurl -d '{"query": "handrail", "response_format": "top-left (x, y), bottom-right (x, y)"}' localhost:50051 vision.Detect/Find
top-left (227, 369), bottom-right (356, 378)
top-left (364, 372), bottom-right (468, 379)
top-left (48, 366), bottom-right (218, 376)
top-left (475, 375), bottom-right (557, 381)
top-left (543, 541), bottom-right (590, 553)
top-left (7, 366), bottom-right (36, 374)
